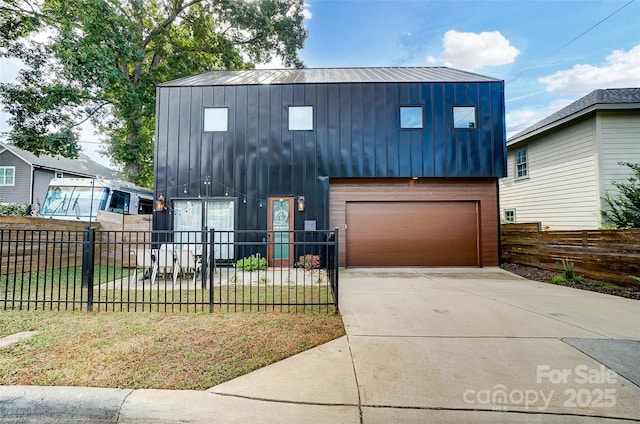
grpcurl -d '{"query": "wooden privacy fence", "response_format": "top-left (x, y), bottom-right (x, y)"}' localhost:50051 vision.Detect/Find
top-left (0, 214), bottom-right (152, 273)
top-left (501, 223), bottom-right (640, 286)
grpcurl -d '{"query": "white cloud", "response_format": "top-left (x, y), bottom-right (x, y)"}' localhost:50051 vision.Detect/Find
top-left (302, 2), bottom-right (312, 20)
top-left (539, 45), bottom-right (640, 94)
top-left (506, 98), bottom-right (575, 138)
top-left (427, 30), bottom-right (520, 72)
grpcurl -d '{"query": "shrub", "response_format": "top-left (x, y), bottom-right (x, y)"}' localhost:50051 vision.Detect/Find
top-left (602, 162), bottom-right (640, 228)
top-left (235, 255), bottom-right (267, 271)
top-left (552, 275), bottom-right (567, 284)
top-left (294, 254), bottom-right (320, 270)
top-left (0, 202), bottom-right (28, 216)
top-left (562, 258), bottom-right (574, 280)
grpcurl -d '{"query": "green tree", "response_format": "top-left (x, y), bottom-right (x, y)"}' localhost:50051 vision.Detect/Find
top-left (0, 0), bottom-right (307, 186)
top-left (602, 162), bottom-right (640, 228)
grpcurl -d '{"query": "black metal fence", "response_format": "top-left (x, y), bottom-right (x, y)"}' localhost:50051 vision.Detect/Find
top-left (1, 228), bottom-right (338, 313)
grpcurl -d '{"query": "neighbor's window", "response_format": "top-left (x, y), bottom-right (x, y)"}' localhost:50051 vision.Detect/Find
top-left (55, 172), bottom-right (64, 178)
top-left (453, 106), bottom-right (476, 129)
top-left (400, 106), bottom-right (423, 129)
top-left (288, 106), bottom-right (313, 131)
top-left (515, 147), bottom-right (528, 179)
top-left (203, 107), bottom-right (228, 132)
top-left (504, 209), bottom-right (516, 223)
top-left (0, 166), bottom-right (15, 186)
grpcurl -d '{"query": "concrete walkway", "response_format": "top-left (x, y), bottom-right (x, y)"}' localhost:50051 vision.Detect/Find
top-left (2, 267), bottom-right (639, 423)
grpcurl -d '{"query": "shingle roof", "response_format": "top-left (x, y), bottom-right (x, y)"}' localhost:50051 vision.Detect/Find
top-left (0, 143), bottom-right (121, 179)
top-left (161, 67), bottom-right (501, 87)
top-left (509, 88), bottom-right (640, 145)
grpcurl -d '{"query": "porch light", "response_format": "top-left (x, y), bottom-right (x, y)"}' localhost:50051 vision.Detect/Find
top-left (297, 196), bottom-right (305, 212)
top-left (155, 195), bottom-right (167, 212)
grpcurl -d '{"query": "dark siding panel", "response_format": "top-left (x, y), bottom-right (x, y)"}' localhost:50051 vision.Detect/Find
top-left (155, 79), bottom-right (506, 234)
top-left (373, 84), bottom-right (387, 176)
top-left (422, 84), bottom-right (435, 177)
top-left (432, 84), bottom-right (445, 176)
top-left (362, 84), bottom-right (375, 176)
top-left (339, 84), bottom-right (351, 177)
top-left (386, 84), bottom-right (399, 176)
top-left (444, 84), bottom-right (456, 176)
top-left (350, 84), bottom-right (363, 176)
top-left (492, 82), bottom-right (507, 177)
top-left (326, 84), bottom-right (340, 177)
top-left (187, 87), bottom-right (202, 196)
top-left (479, 83), bottom-right (494, 177)
top-left (176, 87), bottom-right (190, 196)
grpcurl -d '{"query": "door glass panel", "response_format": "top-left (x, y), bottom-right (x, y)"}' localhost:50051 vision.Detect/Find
top-left (272, 199), bottom-right (290, 260)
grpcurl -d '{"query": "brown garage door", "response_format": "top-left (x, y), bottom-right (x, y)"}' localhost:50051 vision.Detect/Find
top-left (345, 201), bottom-right (479, 266)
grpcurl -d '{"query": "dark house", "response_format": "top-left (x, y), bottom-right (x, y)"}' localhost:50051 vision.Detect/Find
top-left (154, 67), bottom-right (506, 267)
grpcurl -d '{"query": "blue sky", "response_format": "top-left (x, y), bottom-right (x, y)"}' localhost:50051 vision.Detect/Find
top-left (296, 0), bottom-right (640, 138)
top-left (1, 0), bottom-right (639, 165)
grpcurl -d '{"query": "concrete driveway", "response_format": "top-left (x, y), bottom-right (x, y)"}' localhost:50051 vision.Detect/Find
top-left (337, 267), bottom-right (640, 422)
top-left (3, 267), bottom-right (639, 423)
top-left (212, 267), bottom-right (640, 423)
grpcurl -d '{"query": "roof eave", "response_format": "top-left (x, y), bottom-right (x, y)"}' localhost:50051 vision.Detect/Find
top-left (507, 102), bottom-right (640, 148)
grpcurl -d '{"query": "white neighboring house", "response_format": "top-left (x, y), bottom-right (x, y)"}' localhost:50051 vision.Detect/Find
top-left (500, 88), bottom-right (640, 230)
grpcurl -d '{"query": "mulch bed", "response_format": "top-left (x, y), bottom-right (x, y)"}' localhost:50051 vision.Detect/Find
top-left (501, 262), bottom-right (640, 300)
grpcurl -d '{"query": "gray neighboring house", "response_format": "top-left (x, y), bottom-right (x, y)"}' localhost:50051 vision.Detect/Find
top-left (0, 143), bottom-right (120, 207)
top-left (499, 88), bottom-right (640, 230)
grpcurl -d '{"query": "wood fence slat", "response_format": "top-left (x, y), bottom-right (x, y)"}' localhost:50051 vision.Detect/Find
top-left (501, 223), bottom-right (640, 286)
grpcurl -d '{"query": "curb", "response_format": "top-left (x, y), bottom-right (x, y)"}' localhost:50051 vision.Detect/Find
top-left (0, 386), bottom-right (132, 423)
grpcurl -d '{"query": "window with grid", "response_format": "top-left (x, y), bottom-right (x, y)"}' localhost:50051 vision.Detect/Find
top-left (0, 167), bottom-right (15, 186)
top-left (504, 209), bottom-right (515, 223)
top-left (515, 147), bottom-right (528, 179)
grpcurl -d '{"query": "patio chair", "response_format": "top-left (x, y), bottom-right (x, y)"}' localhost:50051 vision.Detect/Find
top-left (133, 248), bottom-right (157, 284)
top-left (157, 244), bottom-right (180, 285)
top-left (178, 247), bottom-right (202, 285)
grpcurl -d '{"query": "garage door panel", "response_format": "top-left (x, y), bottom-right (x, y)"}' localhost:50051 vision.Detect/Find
top-left (346, 201), bottom-right (478, 266)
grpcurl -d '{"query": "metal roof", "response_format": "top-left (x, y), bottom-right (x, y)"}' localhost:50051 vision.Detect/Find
top-left (161, 67), bottom-right (501, 87)
top-left (0, 143), bottom-right (121, 179)
top-left (509, 88), bottom-right (640, 146)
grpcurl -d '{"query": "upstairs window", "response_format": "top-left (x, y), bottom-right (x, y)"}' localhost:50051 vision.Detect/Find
top-left (400, 106), bottom-right (423, 129)
top-left (0, 167), bottom-right (15, 186)
top-left (203, 107), bottom-right (228, 132)
top-left (504, 209), bottom-right (516, 223)
top-left (515, 147), bottom-right (528, 179)
top-left (453, 106), bottom-right (476, 129)
top-left (288, 106), bottom-right (313, 131)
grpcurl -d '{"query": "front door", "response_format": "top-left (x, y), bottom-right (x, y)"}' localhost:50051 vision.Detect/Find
top-left (267, 196), bottom-right (294, 267)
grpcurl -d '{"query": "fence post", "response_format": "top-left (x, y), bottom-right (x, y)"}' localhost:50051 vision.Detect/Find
top-left (201, 227), bottom-right (208, 291)
top-left (208, 228), bottom-right (215, 313)
top-left (82, 227), bottom-right (95, 312)
top-left (333, 228), bottom-right (339, 312)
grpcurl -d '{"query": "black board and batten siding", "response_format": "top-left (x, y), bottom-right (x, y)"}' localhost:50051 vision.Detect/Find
top-left (154, 69), bottom-right (506, 233)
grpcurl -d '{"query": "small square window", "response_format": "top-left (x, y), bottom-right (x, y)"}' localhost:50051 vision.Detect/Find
top-left (515, 147), bottom-right (528, 179)
top-left (0, 167), bottom-right (15, 186)
top-left (400, 106), bottom-right (423, 129)
top-left (504, 209), bottom-right (516, 223)
top-left (55, 172), bottom-right (64, 178)
top-left (289, 106), bottom-right (313, 131)
top-left (203, 107), bottom-right (228, 132)
top-left (453, 106), bottom-right (476, 129)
